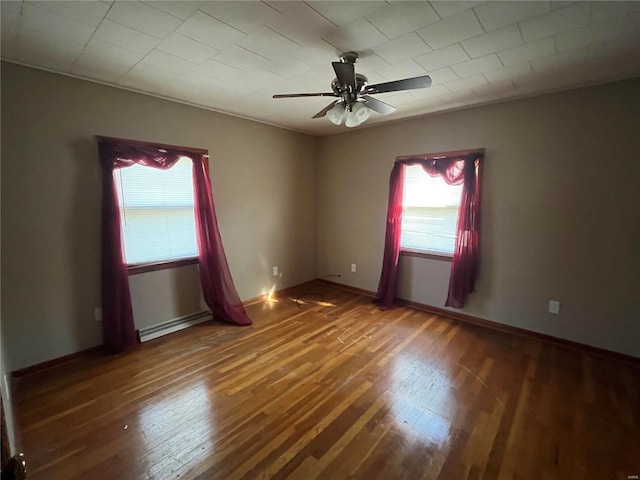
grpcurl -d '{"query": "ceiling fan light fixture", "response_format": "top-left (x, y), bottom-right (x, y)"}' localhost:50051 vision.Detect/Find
top-left (345, 102), bottom-right (372, 128)
top-left (327, 102), bottom-right (345, 125)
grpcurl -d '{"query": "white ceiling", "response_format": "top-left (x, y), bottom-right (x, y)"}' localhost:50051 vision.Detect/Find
top-left (2, 1), bottom-right (639, 136)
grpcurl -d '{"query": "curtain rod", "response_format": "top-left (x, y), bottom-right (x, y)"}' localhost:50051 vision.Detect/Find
top-left (396, 148), bottom-right (485, 161)
top-left (95, 135), bottom-right (209, 157)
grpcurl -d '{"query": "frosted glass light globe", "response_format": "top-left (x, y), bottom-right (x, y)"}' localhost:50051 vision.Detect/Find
top-left (345, 102), bottom-right (372, 128)
top-left (327, 102), bottom-right (345, 125)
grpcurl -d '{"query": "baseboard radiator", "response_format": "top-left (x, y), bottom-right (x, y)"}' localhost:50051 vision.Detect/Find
top-left (138, 310), bottom-right (212, 343)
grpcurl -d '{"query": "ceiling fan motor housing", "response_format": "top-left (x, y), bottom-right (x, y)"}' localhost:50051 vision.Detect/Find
top-left (331, 73), bottom-right (369, 106)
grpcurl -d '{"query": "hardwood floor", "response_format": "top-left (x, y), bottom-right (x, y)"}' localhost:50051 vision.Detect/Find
top-left (15, 283), bottom-right (640, 480)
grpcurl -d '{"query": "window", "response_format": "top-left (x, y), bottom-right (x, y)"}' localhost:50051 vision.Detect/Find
top-left (114, 157), bottom-right (198, 265)
top-left (400, 164), bottom-right (462, 256)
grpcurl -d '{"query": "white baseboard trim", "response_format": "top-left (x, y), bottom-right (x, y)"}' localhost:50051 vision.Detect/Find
top-left (138, 310), bottom-right (212, 343)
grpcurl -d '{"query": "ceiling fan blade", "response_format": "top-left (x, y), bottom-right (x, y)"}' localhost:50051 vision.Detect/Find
top-left (273, 92), bottom-right (336, 98)
top-left (365, 75), bottom-right (432, 94)
top-left (362, 95), bottom-right (397, 115)
top-left (312, 100), bottom-right (340, 118)
top-left (332, 61), bottom-right (356, 90)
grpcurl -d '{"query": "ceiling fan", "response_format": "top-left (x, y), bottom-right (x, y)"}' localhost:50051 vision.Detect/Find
top-left (273, 51), bottom-right (432, 127)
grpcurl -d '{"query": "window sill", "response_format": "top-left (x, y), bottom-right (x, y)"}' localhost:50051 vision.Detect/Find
top-left (400, 249), bottom-right (453, 262)
top-left (127, 257), bottom-right (198, 275)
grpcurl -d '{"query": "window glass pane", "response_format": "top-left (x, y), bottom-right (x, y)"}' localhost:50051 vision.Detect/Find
top-left (114, 157), bottom-right (198, 264)
top-left (401, 165), bottom-right (462, 255)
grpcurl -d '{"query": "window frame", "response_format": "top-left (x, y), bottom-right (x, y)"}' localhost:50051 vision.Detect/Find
top-left (400, 249), bottom-right (453, 262)
top-left (96, 135), bottom-right (209, 276)
top-left (397, 148), bottom-right (482, 262)
top-left (127, 257), bottom-right (199, 275)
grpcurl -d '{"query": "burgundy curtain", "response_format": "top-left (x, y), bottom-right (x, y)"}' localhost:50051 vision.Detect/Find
top-left (98, 139), bottom-right (250, 352)
top-left (192, 157), bottom-right (251, 325)
top-left (375, 152), bottom-right (483, 309)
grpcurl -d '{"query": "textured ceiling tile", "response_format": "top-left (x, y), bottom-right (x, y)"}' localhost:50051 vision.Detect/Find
top-left (72, 63), bottom-right (123, 84)
top-left (590, 1), bottom-right (640, 23)
top-left (237, 27), bottom-right (300, 61)
top-left (445, 73), bottom-right (488, 92)
top-left (265, 3), bottom-right (338, 46)
top-left (28, 0), bottom-right (109, 27)
top-left (214, 44), bottom-right (270, 71)
top-left (193, 58), bottom-right (244, 81)
top-left (156, 82), bottom-right (201, 101)
top-left (200, 1), bottom-right (282, 34)
top-left (106, 1), bottom-right (182, 39)
top-left (414, 43), bottom-right (470, 71)
top-left (530, 48), bottom-right (588, 73)
top-left (176, 11), bottom-right (246, 49)
top-left (173, 71), bottom-right (221, 91)
top-left (379, 90), bottom-right (419, 106)
top-left (123, 62), bottom-right (181, 87)
top-left (366, 1), bottom-right (440, 39)
top-left (373, 33), bottom-right (431, 64)
top-left (307, 1), bottom-right (385, 28)
top-left (375, 59), bottom-right (427, 81)
top-left (427, 66), bottom-right (460, 84)
top-left (229, 67), bottom-right (284, 95)
top-left (15, 29), bottom-right (84, 70)
top-left (519, 2), bottom-right (590, 42)
top-left (1, 1), bottom-right (23, 16)
top-left (262, 56), bottom-right (314, 78)
top-left (451, 53), bottom-right (503, 78)
top-left (473, 1), bottom-right (550, 31)
top-left (429, 1), bottom-right (481, 19)
top-left (323, 18), bottom-right (389, 52)
top-left (460, 25), bottom-right (523, 58)
top-left (21, 3), bottom-right (96, 44)
top-left (157, 33), bottom-right (218, 63)
top-left (556, 14), bottom-right (640, 53)
top-left (417, 10), bottom-right (484, 50)
top-left (498, 38), bottom-right (556, 66)
top-left (142, 1), bottom-right (204, 20)
top-left (587, 36), bottom-right (640, 62)
top-left (94, 19), bottom-right (161, 55)
top-left (4, 0), bottom-right (639, 135)
top-left (473, 82), bottom-right (512, 99)
top-left (498, 37), bottom-right (555, 66)
top-left (289, 42), bottom-right (340, 68)
top-left (73, 40), bottom-right (143, 82)
top-left (285, 66), bottom-right (339, 91)
top-left (138, 49), bottom-right (198, 74)
top-left (483, 62), bottom-right (533, 83)
top-left (409, 84), bottom-right (454, 99)
top-left (354, 52), bottom-right (390, 73)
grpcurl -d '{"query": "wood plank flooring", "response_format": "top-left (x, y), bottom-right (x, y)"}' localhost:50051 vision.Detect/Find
top-left (14, 283), bottom-right (640, 480)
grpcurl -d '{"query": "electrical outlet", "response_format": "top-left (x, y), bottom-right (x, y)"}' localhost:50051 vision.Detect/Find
top-left (94, 307), bottom-right (102, 322)
top-left (272, 266), bottom-right (279, 277)
top-left (548, 300), bottom-right (560, 314)
top-left (351, 263), bottom-right (356, 273)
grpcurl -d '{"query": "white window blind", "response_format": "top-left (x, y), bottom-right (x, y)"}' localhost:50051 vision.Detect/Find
top-left (114, 157), bottom-right (198, 265)
top-left (401, 164), bottom-right (463, 255)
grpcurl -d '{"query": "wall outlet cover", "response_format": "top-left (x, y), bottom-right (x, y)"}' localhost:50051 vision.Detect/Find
top-left (548, 300), bottom-right (560, 314)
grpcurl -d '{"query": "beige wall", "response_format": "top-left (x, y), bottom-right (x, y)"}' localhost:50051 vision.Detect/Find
top-left (128, 265), bottom-right (205, 331)
top-left (2, 62), bottom-right (638, 370)
top-left (317, 78), bottom-right (640, 358)
top-left (1, 62), bottom-right (318, 370)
